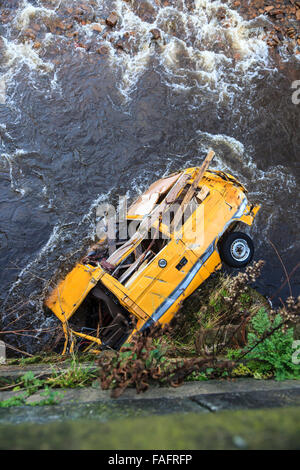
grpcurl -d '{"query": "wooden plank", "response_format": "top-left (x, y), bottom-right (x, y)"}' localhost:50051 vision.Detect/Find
top-left (118, 252), bottom-right (151, 284)
top-left (170, 150), bottom-right (215, 232)
top-left (107, 171), bottom-right (190, 266)
top-left (180, 150), bottom-right (214, 208)
top-left (165, 173), bottom-right (190, 203)
top-left (195, 186), bottom-right (210, 203)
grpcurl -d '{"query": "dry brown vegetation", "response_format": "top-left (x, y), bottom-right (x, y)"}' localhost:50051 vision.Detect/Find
top-left (98, 261), bottom-right (300, 397)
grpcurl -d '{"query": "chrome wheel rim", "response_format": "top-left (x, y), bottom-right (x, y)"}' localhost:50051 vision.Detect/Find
top-left (230, 239), bottom-right (250, 262)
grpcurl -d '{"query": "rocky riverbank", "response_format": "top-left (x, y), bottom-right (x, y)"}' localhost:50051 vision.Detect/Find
top-left (231, 0), bottom-right (300, 50)
top-left (1, 1), bottom-right (299, 57)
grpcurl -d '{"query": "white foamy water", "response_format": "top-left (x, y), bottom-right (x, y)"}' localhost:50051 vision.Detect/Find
top-left (196, 130), bottom-right (297, 192)
top-left (0, 0), bottom-right (276, 105)
top-left (98, 0), bottom-right (272, 102)
top-left (4, 190), bottom-right (112, 298)
top-left (14, 0), bottom-right (57, 31)
top-left (0, 1), bottom-right (58, 105)
top-left (2, 37), bottom-right (54, 73)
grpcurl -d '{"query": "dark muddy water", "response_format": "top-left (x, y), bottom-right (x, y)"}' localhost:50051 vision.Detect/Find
top-left (0, 0), bottom-right (299, 352)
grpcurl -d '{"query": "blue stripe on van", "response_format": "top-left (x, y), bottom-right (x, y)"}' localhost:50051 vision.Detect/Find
top-left (141, 242), bottom-right (215, 330)
top-left (140, 197), bottom-right (248, 330)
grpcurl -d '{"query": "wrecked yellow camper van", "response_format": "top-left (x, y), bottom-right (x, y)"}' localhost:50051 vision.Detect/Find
top-left (45, 151), bottom-right (260, 353)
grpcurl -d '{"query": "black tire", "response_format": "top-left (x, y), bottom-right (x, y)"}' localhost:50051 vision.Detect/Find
top-left (219, 231), bottom-right (254, 268)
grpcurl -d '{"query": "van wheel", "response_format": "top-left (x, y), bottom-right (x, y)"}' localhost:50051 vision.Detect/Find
top-left (219, 232), bottom-right (254, 268)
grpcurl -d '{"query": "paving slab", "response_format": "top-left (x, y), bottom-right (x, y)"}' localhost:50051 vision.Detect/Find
top-left (0, 379), bottom-right (300, 425)
top-left (0, 396), bottom-right (205, 425)
top-left (0, 362), bottom-right (97, 379)
top-left (192, 389), bottom-right (300, 412)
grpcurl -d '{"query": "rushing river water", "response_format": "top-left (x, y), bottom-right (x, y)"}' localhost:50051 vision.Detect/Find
top-left (0, 0), bottom-right (299, 353)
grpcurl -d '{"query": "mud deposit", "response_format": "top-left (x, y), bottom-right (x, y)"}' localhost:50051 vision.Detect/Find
top-left (0, 0), bottom-right (299, 353)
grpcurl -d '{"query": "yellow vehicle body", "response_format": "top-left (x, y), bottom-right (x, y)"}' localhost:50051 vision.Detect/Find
top-left (45, 165), bottom-right (260, 353)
